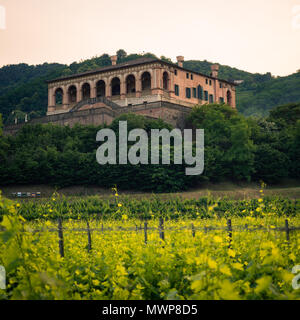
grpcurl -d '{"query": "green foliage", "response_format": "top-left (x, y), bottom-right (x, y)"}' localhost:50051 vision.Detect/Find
top-left (0, 194), bottom-right (299, 300)
top-left (4, 194), bottom-right (299, 221)
top-left (1, 102), bottom-right (299, 190)
top-left (116, 49), bottom-right (127, 63)
top-left (1, 50), bottom-right (299, 121)
top-left (188, 104), bottom-right (254, 181)
top-left (0, 116), bottom-right (197, 192)
top-left (268, 102), bottom-right (300, 127)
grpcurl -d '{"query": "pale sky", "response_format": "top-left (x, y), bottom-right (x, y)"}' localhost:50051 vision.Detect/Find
top-left (0, 0), bottom-right (299, 76)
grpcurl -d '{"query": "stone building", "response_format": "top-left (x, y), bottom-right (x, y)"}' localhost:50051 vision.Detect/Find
top-left (46, 55), bottom-right (236, 125)
top-left (4, 55), bottom-right (237, 135)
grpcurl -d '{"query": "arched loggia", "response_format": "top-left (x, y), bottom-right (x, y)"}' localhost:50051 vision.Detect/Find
top-left (163, 72), bottom-right (169, 90)
top-left (111, 77), bottom-right (121, 96)
top-left (141, 72), bottom-right (151, 91)
top-left (126, 75), bottom-right (136, 94)
top-left (68, 85), bottom-right (77, 103)
top-left (55, 88), bottom-right (63, 105)
top-left (82, 83), bottom-right (91, 100)
top-left (96, 80), bottom-right (106, 97)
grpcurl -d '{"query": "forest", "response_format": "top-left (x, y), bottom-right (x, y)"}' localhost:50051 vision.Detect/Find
top-left (0, 49), bottom-right (300, 122)
top-left (0, 102), bottom-right (299, 192)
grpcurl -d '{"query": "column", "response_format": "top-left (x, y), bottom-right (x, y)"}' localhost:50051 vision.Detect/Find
top-left (136, 77), bottom-right (141, 98)
top-left (157, 69), bottom-right (162, 90)
top-left (48, 87), bottom-right (54, 107)
top-left (153, 69), bottom-right (157, 89)
top-left (77, 83), bottom-right (82, 102)
top-left (91, 81), bottom-right (97, 99)
top-left (169, 72), bottom-right (174, 94)
top-left (120, 81), bottom-right (126, 99)
top-left (62, 86), bottom-right (68, 106)
top-left (106, 81), bottom-right (111, 98)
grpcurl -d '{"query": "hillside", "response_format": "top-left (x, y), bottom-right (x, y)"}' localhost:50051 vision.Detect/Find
top-left (0, 50), bottom-right (299, 122)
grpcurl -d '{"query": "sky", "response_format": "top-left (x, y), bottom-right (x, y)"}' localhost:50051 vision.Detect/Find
top-left (0, 0), bottom-right (299, 76)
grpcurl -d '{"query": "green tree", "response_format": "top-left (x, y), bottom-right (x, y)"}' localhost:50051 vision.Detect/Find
top-left (117, 49), bottom-right (127, 62)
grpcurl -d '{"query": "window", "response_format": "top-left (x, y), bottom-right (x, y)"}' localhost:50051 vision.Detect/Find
top-left (204, 90), bottom-right (208, 101)
top-left (191, 74), bottom-right (193, 80)
top-left (175, 69), bottom-right (177, 76)
top-left (209, 94), bottom-right (214, 103)
top-left (193, 87), bottom-right (197, 98)
top-left (219, 83), bottom-right (222, 88)
top-left (209, 80), bottom-right (212, 86)
top-left (175, 84), bottom-right (179, 96)
top-left (186, 73), bottom-right (189, 79)
top-left (205, 79), bottom-right (208, 84)
top-left (186, 88), bottom-right (191, 99)
top-left (219, 97), bottom-right (224, 103)
top-left (197, 85), bottom-right (203, 100)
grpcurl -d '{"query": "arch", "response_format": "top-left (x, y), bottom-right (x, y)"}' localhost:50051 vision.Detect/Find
top-left (141, 72), bottom-right (151, 91)
top-left (54, 88), bottom-right (63, 105)
top-left (227, 90), bottom-right (232, 106)
top-left (111, 77), bottom-right (121, 96)
top-left (82, 83), bottom-right (91, 100)
top-left (163, 71), bottom-right (169, 90)
top-left (96, 80), bottom-right (106, 97)
top-left (126, 74), bottom-right (136, 94)
top-left (67, 85), bottom-right (77, 103)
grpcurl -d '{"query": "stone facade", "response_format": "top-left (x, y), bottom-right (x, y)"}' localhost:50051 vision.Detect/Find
top-left (3, 101), bottom-right (191, 135)
top-left (47, 56), bottom-right (236, 116)
top-left (4, 56), bottom-right (237, 135)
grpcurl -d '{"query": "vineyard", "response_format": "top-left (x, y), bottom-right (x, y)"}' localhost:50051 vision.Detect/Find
top-left (0, 190), bottom-right (300, 300)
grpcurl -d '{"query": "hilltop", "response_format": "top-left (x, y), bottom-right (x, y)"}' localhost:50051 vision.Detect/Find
top-left (0, 50), bottom-right (299, 122)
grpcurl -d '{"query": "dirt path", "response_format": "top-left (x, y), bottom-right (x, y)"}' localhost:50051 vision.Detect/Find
top-left (1, 181), bottom-right (300, 200)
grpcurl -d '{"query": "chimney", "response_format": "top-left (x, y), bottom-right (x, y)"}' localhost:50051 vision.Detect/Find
top-left (176, 56), bottom-right (184, 68)
top-left (111, 55), bottom-right (117, 66)
top-left (211, 64), bottom-right (219, 78)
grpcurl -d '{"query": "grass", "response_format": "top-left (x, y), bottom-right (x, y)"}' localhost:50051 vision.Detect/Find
top-left (1, 180), bottom-right (300, 200)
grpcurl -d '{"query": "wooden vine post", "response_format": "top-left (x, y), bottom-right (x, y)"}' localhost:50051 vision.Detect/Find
top-left (86, 220), bottom-right (92, 252)
top-left (159, 218), bottom-right (165, 241)
top-left (58, 217), bottom-right (64, 258)
top-left (227, 219), bottom-right (232, 249)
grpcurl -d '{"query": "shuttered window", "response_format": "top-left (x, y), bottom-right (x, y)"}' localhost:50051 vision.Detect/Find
top-left (197, 85), bottom-right (203, 100)
top-left (209, 94), bottom-right (214, 103)
top-left (204, 91), bottom-right (208, 101)
top-left (175, 84), bottom-right (179, 96)
top-left (193, 87), bottom-right (197, 98)
top-left (186, 88), bottom-right (191, 98)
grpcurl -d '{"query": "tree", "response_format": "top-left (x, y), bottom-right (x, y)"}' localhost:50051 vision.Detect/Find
top-left (224, 120), bottom-right (255, 181)
top-left (160, 56), bottom-right (172, 63)
top-left (253, 144), bottom-right (289, 183)
top-left (268, 102), bottom-right (300, 127)
top-left (117, 49), bottom-right (127, 62)
top-left (188, 104), bottom-right (255, 181)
